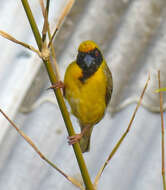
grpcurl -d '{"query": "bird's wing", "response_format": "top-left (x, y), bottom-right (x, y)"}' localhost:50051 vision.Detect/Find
top-left (104, 63), bottom-right (113, 106)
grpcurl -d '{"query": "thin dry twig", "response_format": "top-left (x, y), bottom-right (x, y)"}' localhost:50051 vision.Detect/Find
top-left (0, 30), bottom-right (50, 61)
top-left (39, 0), bottom-right (49, 42)
top-left (94, 73), bottom-right (150, 188)
top-left (158, 71), bottom-right (166, 190)
top-left (48, 0), bottom-right (75, 47)
top-left (39, 0), bottom-right (45, 17)
top-left (0, 108), bottom-right (84, 190)
top-left (0, 30), bottom-right (41, 56)
top-left (39, 0), bottom-right (61, 80)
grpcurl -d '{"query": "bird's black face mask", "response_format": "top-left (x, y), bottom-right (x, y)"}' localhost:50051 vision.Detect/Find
top-left (76, 48), bottom-right (103, 82)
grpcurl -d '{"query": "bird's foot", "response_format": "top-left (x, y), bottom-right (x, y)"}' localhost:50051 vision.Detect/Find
top-left (47, 81), bottom-right (64, 90)
top-left (68, 134), bottom-right (83, 145)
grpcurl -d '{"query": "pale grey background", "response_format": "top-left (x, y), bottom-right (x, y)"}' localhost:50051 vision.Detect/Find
top-left (0, 0), bottom-right (166, 190)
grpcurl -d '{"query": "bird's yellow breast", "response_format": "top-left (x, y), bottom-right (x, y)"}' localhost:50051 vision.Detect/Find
top-left (64, 61), bottom-right (108, 126)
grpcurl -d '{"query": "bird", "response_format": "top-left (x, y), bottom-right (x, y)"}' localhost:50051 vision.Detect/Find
top-left (50, 40), bottom-right (113, 153)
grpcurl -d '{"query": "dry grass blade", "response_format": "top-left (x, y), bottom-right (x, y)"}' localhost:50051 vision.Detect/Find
top-left (48, 0), bottom-right (75, 47)
top-left (0, 108), bottom-right (83, 189)
top-left (94, 73), bottom-right (150, 188)
top-left (158, 71), bottom-right (166, 190)
top-left (0, 30), bottom-right (40, 56)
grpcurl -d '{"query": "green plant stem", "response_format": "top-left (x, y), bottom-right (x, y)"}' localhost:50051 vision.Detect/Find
top-left (21, 0), bottom-right (94, 189)
top-left (21, 0), bottom-right (42, 50)
top-left (44, 60), bottom-right (94, 190)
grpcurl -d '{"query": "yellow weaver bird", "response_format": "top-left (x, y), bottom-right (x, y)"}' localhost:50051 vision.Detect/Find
top-left (51, 40), bottom-right (113, 153)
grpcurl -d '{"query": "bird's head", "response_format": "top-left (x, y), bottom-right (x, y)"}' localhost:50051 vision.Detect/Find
top-left (76, 40), bottom-right (103, 81)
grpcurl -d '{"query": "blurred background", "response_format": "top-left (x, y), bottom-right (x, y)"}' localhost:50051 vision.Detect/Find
top-left (0, 0), bottom-right (166, 189)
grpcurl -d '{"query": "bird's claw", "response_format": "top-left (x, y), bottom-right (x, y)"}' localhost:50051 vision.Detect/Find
top-left (67, 134), bottom-right (82, 145)
top-left (47, 81), bottom-right (64, 90)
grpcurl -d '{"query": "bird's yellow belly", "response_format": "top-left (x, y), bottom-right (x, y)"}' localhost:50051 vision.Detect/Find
top-left (65, 68), bottom-right (107, 125)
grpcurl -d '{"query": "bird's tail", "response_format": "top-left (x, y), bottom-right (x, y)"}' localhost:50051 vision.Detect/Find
top-left (79, 126), bottom-right (93, 153)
